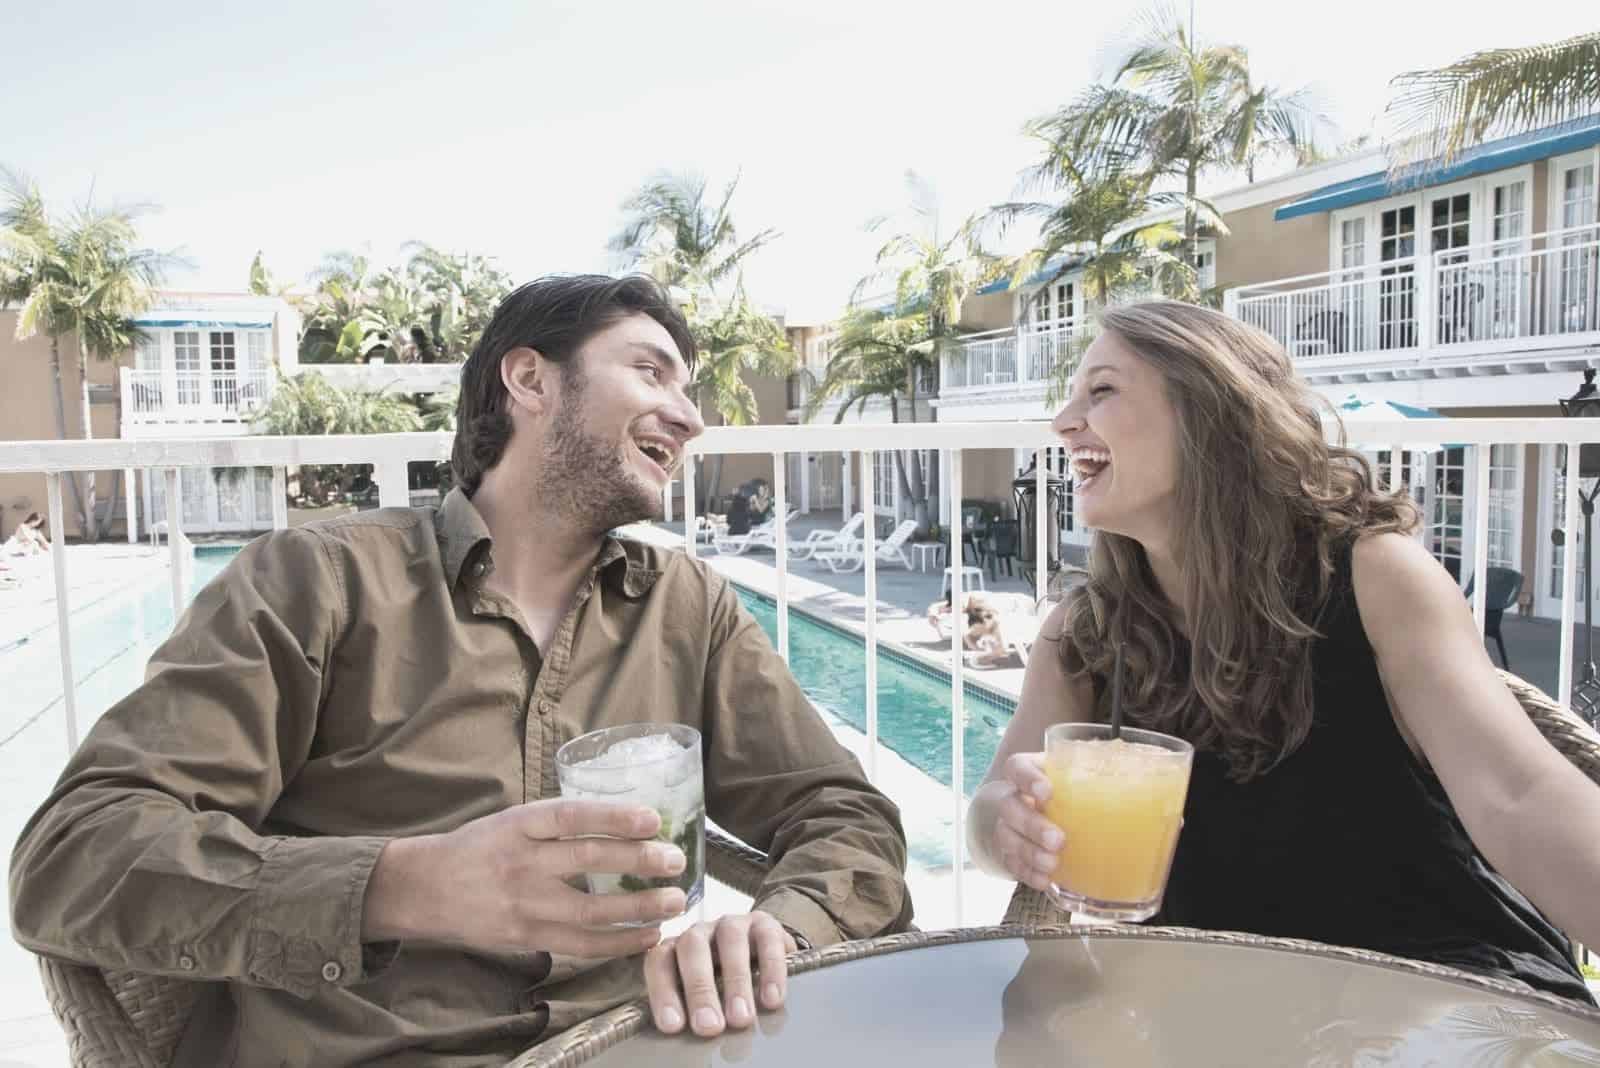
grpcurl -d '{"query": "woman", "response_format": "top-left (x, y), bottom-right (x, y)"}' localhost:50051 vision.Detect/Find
top-left (3, 512), bottom-right (49, 557)
top-left (926, 591), bottom-right (1008, 666)
top-left (968, 301), bottom-right (1600, 1002)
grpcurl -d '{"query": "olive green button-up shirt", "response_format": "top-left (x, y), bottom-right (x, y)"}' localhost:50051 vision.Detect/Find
top-left (10, 489), bottom-right (911, 1067)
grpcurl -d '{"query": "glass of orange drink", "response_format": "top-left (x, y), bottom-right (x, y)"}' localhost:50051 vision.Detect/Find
top-left (1041, 722), bottom-right (1194, 921)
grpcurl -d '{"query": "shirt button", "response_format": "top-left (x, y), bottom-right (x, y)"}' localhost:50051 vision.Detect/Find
top-left (472, 561), bottom-right (487, 577)
top-left (178, 954), bottom-right (196, 972)
top-left (321, 961), bottom-right (344, 983)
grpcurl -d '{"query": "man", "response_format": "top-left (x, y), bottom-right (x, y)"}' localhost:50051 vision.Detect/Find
top-left (10, 274), bottom-right (911, 1066)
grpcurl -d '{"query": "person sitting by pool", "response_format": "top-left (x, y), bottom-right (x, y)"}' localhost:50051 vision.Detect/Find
top-left (927, 590), bottom-right (1008, 666)
top-left (3, 512), bottom-right (50, 557)
top-left (968, 300), bottom-right (1600, 1004)
top-left (11, 275), bottom-right (912, 1064)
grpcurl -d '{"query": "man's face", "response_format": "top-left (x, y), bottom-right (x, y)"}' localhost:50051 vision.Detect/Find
top-left (536, 314), bottom-right (704, 534)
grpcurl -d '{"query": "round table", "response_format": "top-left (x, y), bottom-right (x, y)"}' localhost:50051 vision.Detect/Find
top-left (512, 926), bottom-right (1600, 1067)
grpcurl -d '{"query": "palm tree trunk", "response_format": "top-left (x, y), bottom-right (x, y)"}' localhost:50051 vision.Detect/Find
top-left (48, 334), bottom-right (88, 535)
top-left (1185, 161), bottom-right (1200, 266)
top-left (77, 334), bottom-right (100, 542)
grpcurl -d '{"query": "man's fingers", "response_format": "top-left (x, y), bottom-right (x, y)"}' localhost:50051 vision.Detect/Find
top-left (644, 938), bottom-right (687, 1034)
top-left (752, 916), bottom-right (792, 1011)
top-left (715, 920), bottom-right (757, 1028)
top-left (530, 884), bottom-right (686, 928)
top-left (522, 799), bottom-right (660, 842)
top-left (675, 924), bottom-right (725, 1037)
top-left (547, 837), bottom-right (686, 878)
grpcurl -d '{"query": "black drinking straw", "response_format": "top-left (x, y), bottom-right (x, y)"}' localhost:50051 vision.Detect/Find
top-left (1110, 642), bottom-right (1125, 740)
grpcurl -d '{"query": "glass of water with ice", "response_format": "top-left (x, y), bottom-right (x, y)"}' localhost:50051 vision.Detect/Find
top-left (554, 723), bottom-right (705, 915)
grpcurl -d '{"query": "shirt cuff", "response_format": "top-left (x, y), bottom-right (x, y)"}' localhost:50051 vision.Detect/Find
top-left (245, 835), bottom-right (390, 998)
top-left (755, 888), bottom-right (843, 952)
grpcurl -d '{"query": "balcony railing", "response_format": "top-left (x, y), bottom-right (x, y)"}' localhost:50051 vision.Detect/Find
top-left (1226, 224), bottom-right (1600, 366)
top-left (122, 367), bottom-right (274, 427)
top-left (5, 417), bottom-right (1595, 930)
top-left (942, 321), bottom-right (1089, 393)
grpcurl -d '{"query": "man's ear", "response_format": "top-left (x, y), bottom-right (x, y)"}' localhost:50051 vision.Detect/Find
top-left (501, 346), bottom-right (552, 417)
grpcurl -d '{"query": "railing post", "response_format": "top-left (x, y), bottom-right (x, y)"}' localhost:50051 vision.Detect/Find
top-left (1559, 446), bottom-right (1582, 707)
top-left (1035, 449), bottom-right (1048, 606)
top-left (1415, 255), bottom-right (1435, 353)
top-left (376, 458), bottom-right (410, 509)
top-left (166, 468), bottom-right (187, 617)
top-left (798, 450), bottom-right (810, 515)
top-left (772, 451), bottom-right (789, 663)
top-left (123, 467), bottom-right (138, 543)
top-left (947, 447), bottom-right (966, 927)
top-left (862, 450), bottom-right (879, 783)
top-left (271, 467), bottom-right (289, 530)
top-left (1223, 288), bottom-right (1240, 319)
top-left (46, 473), bottom-right (79, 754)
top-left (1471, 447), bottom-right (1491, 636)
top-left (684, 455), bottom-right (698, 561)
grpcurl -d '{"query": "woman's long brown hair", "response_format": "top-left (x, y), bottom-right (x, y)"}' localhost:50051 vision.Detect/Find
top-left (1061, 301), bottom-right (1419, 781)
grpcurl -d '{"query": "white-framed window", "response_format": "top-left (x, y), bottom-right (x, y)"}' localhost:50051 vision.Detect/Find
top-left (872, 452), bottom-right (896, 515)
top-left (1193, 241), bottom-right (1216, 290)
top-left (134, 333), bottom-right (161, 370)
top-left (173, 331), bottom-right (202, 405)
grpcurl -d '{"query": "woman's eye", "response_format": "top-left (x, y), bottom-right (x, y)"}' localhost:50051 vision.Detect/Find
top-left (1090, 385), bottom-right (1112, 399)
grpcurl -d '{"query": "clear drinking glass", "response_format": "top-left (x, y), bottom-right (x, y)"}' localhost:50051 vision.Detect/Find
top-left (554, 723), bottom-right (705, 916)
top-left (1041, 722), bottom-right (1194, 922)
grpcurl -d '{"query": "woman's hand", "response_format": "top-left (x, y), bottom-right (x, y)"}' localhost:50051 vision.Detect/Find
top-left (973, 753), bottom-right (1063, 892)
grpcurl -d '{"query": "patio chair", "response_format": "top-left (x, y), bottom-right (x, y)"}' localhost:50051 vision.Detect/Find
top-left (709, 508), bottom-right (799, 555)
top-left (35, 827), bottom-right (771, 1068)
top-left (1462, 567), bottom-right (1523, 669)
top-left (788, 512), bottom-right (866, 562)
top-left (815, 520), bottom-right (919, 574)
top-left (983, 519), bottom-right (1019, 580)
top-left (997, 668), bottom-right (1600, 927)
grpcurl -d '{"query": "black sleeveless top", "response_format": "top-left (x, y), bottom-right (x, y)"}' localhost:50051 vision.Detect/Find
top-left (1145, 541), bottom-right (1594, 1003)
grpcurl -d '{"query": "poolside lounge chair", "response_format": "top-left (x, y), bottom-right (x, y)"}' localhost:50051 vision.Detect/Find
top-left (816, 520), bottom-right (920, 574)
top-left (789, 512), bottom-right (866, 562)
top-left (710, 508), bottom-right (800, 555)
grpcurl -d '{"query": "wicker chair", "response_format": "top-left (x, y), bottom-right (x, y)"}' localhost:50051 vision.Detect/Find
top-left (1002, 668), bottom-right (1600, 926)
top-left (37, 825), bottom-right (770, 1068)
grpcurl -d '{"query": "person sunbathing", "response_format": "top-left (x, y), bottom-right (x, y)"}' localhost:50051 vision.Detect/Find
top-left (926, 591), bottom-right (1008, 664)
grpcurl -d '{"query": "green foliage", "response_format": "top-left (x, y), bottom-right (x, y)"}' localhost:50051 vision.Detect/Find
top-left (1386, 31), bottom-right (1600, 174)
top-left (253, 372), bottom-right (423, 505)
top-left (609, 171), bottom-right (776, 295)
top-left (286, 244), bottom-right (512, 366)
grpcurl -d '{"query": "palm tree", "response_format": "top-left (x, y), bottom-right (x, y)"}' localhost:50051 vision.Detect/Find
top-left (688, 283), bottom-right (797, 501)
top-left (803, 305), bottom-right (939, 533)
top-left (609, 172), bottom-right (777, 300)
top-left (1, 169), bottom-right (169, 539)
top-left (1386, 31), bottom-right (1600, 172)
top-left (1036, 4), bottom-right (1324, 261)
top-left (402, 244), bottom-right (512, 362)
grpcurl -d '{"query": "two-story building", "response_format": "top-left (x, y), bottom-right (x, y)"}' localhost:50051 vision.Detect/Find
top-left (930, 113), bottom-right (1600, 619)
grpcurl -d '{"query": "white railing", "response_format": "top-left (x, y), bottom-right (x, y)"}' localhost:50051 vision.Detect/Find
top-left (122, 367), bottom-right (275, 426)
top-left (1226, 224), bottom-right (1600, 365)
top-left (5, 416), bottom-right (1600, 930)
top-left (942, 321), bottom-right (1090, 392)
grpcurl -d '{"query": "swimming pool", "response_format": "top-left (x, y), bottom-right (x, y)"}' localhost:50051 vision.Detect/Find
top-left (3, 549), bottom-right (1012, 866)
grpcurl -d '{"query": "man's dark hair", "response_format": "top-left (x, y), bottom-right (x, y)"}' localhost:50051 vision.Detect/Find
top-left (450, 274), bottom-right (697, 496)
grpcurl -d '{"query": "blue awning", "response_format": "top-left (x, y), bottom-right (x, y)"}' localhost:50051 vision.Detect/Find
top-left (1275, 115), bottom-right (1600, 221)
top-left (976, 252), bottom-right (1085, 296)
top-left (133, 317), bottom-right (274, 329)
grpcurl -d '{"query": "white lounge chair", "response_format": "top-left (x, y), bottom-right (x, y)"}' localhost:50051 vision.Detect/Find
top-left (789, 512), bottom-right (866, 561)
top-left (816, 519), bottom-right (920, 574)
top-left (711, 508), bottom-right (800, 555)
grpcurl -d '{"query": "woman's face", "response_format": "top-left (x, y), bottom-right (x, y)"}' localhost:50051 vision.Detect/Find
top-left (1050, 331), bottom-right (1180, 545)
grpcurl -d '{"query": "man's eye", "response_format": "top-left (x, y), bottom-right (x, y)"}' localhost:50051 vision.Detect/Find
top-left (639, 364), bottom-right (662, 380)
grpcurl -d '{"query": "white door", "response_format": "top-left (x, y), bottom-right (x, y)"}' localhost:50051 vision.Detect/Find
top-left (1427, 190), bottom-right (1474, 344)
top-left (1377, 204), bottom-right (1419, 350)
top-left (1487, 177), bottom-right (1531, 341)
top-left (1535, 444), bottom-right (1600, 620)
top-left (1553, 158), bottom-right (1598, 337)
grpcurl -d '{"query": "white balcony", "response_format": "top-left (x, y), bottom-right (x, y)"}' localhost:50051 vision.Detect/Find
top-left (1226, 224), bottom-right (1600, 382)
top-left (942, 321), bottom-right (1090, 397)
top-left (121, 367), bottom-right (273, 435)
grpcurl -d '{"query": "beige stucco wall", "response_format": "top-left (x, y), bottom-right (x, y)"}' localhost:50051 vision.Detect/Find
top-left (957, 290), bottom-right (1015, 332)
top-left (0, 310), bottom-right (131, 540)
top-left (962, 449), bottom-right (1020, 518)
top-left (1214, 199), bottom-right (1330, 293)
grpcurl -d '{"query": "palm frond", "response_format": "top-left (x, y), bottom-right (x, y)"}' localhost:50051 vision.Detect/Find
top-left (1386, 31), bottom-right (1600, 172)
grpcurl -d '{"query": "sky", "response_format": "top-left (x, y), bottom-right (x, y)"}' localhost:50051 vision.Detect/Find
top-left (4, 0), bottom-right (1594, 322)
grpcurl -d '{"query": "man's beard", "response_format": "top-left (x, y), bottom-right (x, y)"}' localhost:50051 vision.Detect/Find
top-left (538, 367), bottom-right (663, 534)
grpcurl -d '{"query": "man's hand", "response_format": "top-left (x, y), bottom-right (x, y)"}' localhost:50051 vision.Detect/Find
top-left (643, 913), bottom-right (797, 1037)
top-left (363, 799), bottom-right (689, 960)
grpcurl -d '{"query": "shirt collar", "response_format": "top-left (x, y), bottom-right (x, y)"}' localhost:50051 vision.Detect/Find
top-left (436, 487), bottom-right (660, 597)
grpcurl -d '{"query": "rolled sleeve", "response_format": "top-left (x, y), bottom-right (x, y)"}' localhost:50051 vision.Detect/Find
top-left (755, 887), bottom-right (842, 950)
